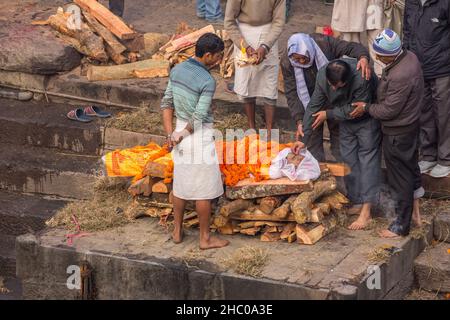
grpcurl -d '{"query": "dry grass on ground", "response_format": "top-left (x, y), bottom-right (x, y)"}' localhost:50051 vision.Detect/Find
top-left (106, 108), bottom-right (167, 136)
top-left (46, 176), bottom-right (146, 232)
top-left (404, 288), bottom-right (448, 300)
top-left (222, 246), bottom-right (269, 278)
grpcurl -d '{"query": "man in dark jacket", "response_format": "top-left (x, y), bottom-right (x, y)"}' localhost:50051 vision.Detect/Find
top-left (352, 29), bottom-right (424, 237)
top-left (292, 58), bottom-right (381, 230)
top-left (281, 33), bottom-right (371, 163)
top-left (403, 0), bottom-right (450, 178)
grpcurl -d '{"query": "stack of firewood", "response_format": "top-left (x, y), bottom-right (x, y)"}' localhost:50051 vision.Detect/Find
top-left (33, 0), bottom-right (170, 81)
top-left (211, 175), bottom-right (349, 245)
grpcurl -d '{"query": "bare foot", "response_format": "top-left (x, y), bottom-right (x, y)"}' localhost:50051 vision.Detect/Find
top-left (347, 205), bottom-right (362, 216)
top-left (200, 236), bottom-right (230, 250)
top-left (348, 207), bottom-right (372, 230)
top-left (378, 229), bottom-right (401, 239)
top-left (172, 228), bottom-right (184, 244)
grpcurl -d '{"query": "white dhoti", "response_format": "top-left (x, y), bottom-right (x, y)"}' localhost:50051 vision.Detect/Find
top-left (234, 23), bottom-right (279, 101)
top-left (172, 119), bottom-right (224, 200)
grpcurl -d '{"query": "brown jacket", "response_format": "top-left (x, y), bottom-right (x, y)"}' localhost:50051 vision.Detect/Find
top-left (367, 50), bottom-right (424, 135)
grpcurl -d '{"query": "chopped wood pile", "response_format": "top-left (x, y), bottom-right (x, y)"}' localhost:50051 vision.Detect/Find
top-left (126, 154), bottom-right (349, 245)
top-left (211, 175), bottom-right (349, 245)
top-left (32, 1), bottom-right (234, 81)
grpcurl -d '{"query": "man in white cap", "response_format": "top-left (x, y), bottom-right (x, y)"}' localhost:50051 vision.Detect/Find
top-left (351, 29), bottom-right (424, 238)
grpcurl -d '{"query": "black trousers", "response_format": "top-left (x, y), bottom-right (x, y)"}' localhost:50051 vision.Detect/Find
top-left (109, 0), bottom-right (124, 17)
top-left (383, 129), bottom-right (422, 236)
top-left (308, 119), bottom-right (341, 162)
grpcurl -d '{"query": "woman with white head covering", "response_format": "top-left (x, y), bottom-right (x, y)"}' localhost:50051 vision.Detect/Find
top-left (281, 32), bottom-right (371, 163)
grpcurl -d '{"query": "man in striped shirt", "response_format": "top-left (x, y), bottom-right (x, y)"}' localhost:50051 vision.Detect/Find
top-left (161, 33), bottom-right (229, 250)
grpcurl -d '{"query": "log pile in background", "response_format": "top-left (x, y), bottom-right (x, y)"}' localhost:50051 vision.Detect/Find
top-left (33, 2), bottom-right (169, 81)
top-left (213, 175), bottom-right (350, 245)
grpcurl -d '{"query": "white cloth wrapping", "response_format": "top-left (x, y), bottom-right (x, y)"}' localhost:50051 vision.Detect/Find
top-left (171, 119), bottom-right (224, 200)
top-left (233, 22), bottom-right (279, 100)
top-left (269, 148), bottom-right (321, 181)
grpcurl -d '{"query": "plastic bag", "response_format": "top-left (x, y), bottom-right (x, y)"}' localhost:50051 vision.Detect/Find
top-left (268, 148), bottom-right (321, 181)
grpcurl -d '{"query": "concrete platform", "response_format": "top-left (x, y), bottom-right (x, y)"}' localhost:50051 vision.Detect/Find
top-left (0, 143), bottom-right (100, 199)
top-left (16, 214), bottom-right (434, 300)
top-left (414, 243), bottom-right (450, 293)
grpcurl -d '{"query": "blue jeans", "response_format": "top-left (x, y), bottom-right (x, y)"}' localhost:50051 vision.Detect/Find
top-left (196, 0), bottom-right (222, 20)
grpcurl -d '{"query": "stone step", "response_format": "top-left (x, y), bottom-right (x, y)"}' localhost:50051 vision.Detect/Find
top-left (0, 98), bottom-right (105, 156)
top-left (434, 212), bottom-right (450, 243)
top-left (0, 234), bottom-right (16, 278)
top-left (414, 244), bottom-right (450, 293)
top-left (0, 191), bottom-right (67, 237)
top-left (0, 143), bottom-right (100, 200)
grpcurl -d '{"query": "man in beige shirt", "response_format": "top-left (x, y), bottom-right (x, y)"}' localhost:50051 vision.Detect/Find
top-left (225, 0), bottom-right (286, 136)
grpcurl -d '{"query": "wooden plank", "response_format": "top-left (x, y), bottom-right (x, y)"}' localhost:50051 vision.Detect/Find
top-left (152, 181), bottom-right (171, 194)
top-left (320, 163), bottom-right (351, 177)
top-left (260, 232), bottom-right (281, 242)
top-left (226, 178), bottom-right (313, 200)
top-left (240, 227), bottom-right (261, 236)
top-left (166, 25), bottom-right (215, 53)
top-left (74, 0), bottom-right (138, 40)
top-left (82, 11), bottom-right (127, 55)
top-left (280, 223), bottom-right (297, 240)
top-left (87, 59), bottom-right (170, 81)
top-left (231, 209), bottom-right (296, 222)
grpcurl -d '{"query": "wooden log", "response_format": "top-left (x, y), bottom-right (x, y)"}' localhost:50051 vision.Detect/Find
top-left (254, 221), bottom-right (286, 228)
top-left (291, 178), bottom-right (337, 224)
top-left (87, 59), bottom-right (170, 81)
top-left (141, 33), bottom-right (170, 58)
top-left (272, 195), bottom-right (296, 219)
top-left (105, 44), bottom-right (128, 64)
top-left (128, 176), bottom-right (154, 197)
top-left (47, 9), bottom-right (107, 61)
top-left (231, 210), bottom-right (296, 222)
top-left (166, 25), bottom-right (215, 53)
top-left (259, 196), bottom-right (282, 214)
top-left (287, 231), bottom-right (297, 243)
top-left (296, 214), bottom-right (338, 245)
top-left (260, 232), bottom-right (281, 242)
top-left (238, 221), bottom-right (257, 229)
top-left (74, 0), bottom-right (138, 40)
top-left (319, 191), bottom-right (349, 211)
top-left (122, 34), bottom-right (145, 52)
top-left (217, 221), bottom-right (234, 235)
top-left (280, 223), bottom-right (297, 240)
top-left (315, 202), bottom-right (332, 215)
top-left (82, 11), bottom-right (127, 56)
top-left (226, 178), bottom-right (313, 200)
top-left (152, 181), bottom-right (171, 194)
top-left (310, 207), bottom-right (325, 223)
top-left (263, 226), bottom-right (279, 233)
top-left (240, 227), bottom-right (261, 236)
top-left (183, 217), bottom-right (199, 228)
top-left (220, 199), bottom-right (252, 217)
top-left (213, 215), bottom-right (229, 228)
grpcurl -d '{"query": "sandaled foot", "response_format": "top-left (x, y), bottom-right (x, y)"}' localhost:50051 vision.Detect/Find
top-left (378, 229), bottom-right (401, 239)
top-left (200, 236), bottom-right (230, 250)
top-left (172, 228), bottom-right (184, 244)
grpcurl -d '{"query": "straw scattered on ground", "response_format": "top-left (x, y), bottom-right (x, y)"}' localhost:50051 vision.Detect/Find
top-left (367, 244), bottom-right (396, 264)
top-left (222, 246), bottom-right (269, 278)
top-left (46, 176), bottom-right (146, 232)
top-left (106, 108), bottom-right (167, 136)
top-left (404, 288), bottom-right (447, 300)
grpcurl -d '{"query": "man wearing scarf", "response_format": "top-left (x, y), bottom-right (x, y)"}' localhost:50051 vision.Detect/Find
top-left (282, 33), bottom-right (370, 163)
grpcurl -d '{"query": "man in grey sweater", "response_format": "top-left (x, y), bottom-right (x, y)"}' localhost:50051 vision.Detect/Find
top-left (351, 29), bottom-right (424, 238)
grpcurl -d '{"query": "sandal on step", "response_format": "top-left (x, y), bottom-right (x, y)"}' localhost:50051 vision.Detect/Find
top-left (83, 105), bottom-right (112, 118)
top-left (67, 108), bottom-right (93, 123)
